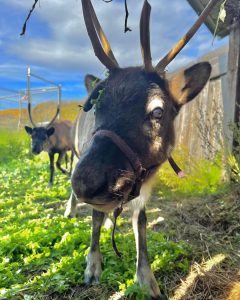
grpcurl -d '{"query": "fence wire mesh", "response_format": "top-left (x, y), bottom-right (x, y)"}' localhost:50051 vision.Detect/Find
top-left (0, 69), bottom-right (61, 130)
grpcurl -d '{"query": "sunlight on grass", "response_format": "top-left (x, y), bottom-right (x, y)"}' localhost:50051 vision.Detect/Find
top-left (108, 291), bottom-right (125, 300)
top-left (0, 132), bottom-right (193, 299)
top-left (1, 131), bottom-right (236, 299)
top-left (171, 254), bottom-right (226, 300)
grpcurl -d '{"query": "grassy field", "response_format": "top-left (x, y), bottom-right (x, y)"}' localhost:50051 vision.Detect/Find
top-left (0, 101), bottom-right (82, 130)
top-left (0, 131), bottom-right (240, 300)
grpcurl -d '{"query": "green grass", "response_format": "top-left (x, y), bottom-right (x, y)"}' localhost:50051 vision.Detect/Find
top-left (154, 150), bottom-right (228, 199)
top-left (0, 132), bottom-right (192, 300)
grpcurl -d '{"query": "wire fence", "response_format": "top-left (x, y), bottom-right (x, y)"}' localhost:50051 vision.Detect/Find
top-left (0, 68), bottom-right (61, 130)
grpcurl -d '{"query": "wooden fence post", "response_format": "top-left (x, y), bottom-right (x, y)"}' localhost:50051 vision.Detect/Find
top-left (228, 18), bottom-right (240, 153)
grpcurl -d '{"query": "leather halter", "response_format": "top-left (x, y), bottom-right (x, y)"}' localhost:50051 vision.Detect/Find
top-left (93, 129), bottom-right (156, 258)
top-left (92, 129), bottom-right (184, 194)
top-left (92, 129), bottom-right (184, 258)
top-left (93, 130), bottom-right (147, 176)
top-left (92, 129), bottom-right (158, 200)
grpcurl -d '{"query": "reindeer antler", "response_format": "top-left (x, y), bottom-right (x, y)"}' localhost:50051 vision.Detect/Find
top-left (155, 0), bottom-right (219, 73)
top-left (27, 100), bottom-right (60, 128)
top-left (27, 102), bottom-right (37, 127)
top-left (47, 104), bottom-right (60, 128)
top-left (140, 0), bottom-right (153, 72)
top-left (82, 0), bottom-right (218, 73)
top-left (82, 0), bottom-right (119, 70)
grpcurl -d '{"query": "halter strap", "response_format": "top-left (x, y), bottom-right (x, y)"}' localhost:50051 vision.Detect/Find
top-left (93, 129), bottom-right (185, 179)
top-left (93, 129), bottom-right (146, 177)
top-left (92, 129), bottom-right (185, 257)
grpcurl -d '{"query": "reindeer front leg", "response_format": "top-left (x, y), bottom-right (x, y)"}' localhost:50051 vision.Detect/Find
top-left (132, 208), bottom-right (167, 300)
top-left (85, 209), bottom-right (105, 284)
top-left (48, 152), bottom-right (55, 187)
top-left (69, 150), bottom-right (74, 175)
top-left (64, 153), bottom-right (69, 169)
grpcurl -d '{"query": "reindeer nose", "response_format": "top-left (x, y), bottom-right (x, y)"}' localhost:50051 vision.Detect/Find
top-left (71, 159), bottom-right (108, 200)
top-left (32, 146), bottom-right (41, 154)
top-left (32, 149), bottom-right (40, 154)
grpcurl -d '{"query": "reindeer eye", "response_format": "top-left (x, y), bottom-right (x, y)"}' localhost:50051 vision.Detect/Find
top-left (152, 107), bottom-right (163, 119)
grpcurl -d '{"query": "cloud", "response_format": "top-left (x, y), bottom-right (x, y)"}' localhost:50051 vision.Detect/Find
top-left (0, 0), bottom-right (228, 100)
top-left (4, 1), bottom-right (226, 70)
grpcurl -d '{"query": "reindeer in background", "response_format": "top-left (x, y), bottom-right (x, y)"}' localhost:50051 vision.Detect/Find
top-left (25, 102), bottom-right (74, 187)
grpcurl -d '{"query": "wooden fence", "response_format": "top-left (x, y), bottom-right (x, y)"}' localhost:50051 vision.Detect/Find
top-left (172, 46), bottom-right (233, 159)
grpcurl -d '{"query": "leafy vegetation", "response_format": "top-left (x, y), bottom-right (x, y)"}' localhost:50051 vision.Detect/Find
top-left (0, 132), bottom-right (192, 300)
top-left (1, 130), bottom-right (239, 300)
top-left (227, 122), bottom-right (240, 182)
top-left (213, 0), bottom-right (227, 39)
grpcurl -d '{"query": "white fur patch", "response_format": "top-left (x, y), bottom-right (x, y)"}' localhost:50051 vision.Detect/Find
top-left (128, 177), bottom-right (156, 211)
top-left (147, 96), bottom-right (164, 113)
top-left (151, 136), bottom-right (163, 153)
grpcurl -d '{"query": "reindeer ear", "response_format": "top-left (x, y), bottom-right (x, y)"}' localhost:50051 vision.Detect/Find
top-left (83, 80), bottom-right (105, 112)
top-left (47, 127), bottom-right (55, 137)
top-left (168, 62), bottom-right (211, 106)
top-left (84, 74), bottom-right (101, 93)
top-left (25, 126), bottom-right (33, 135)
top-left (84, 74), bottom-right (103, 112)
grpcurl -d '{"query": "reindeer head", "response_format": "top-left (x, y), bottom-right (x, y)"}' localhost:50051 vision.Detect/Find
top-left (71, 0), bottom-right (215, 212)
top-left (25, 102), bottom-right (59, 155)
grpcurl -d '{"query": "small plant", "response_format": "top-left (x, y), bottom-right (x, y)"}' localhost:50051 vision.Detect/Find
top-left (90, 69), bottom-right (109, 110)
top-left (228, 122), bottom-right (240, 181)
top-left (90, 77), bottom-right (99, 89)
top-left (229, 122), bottom-right (240, 157)
top-left (228, 154), bottom-right (240, 182)
top-left (125, 283), bottom-right (151, 300)
top-left (213, 0), bottom-right (227, 41)
top-left (90, 88), bottom-right (105, 109)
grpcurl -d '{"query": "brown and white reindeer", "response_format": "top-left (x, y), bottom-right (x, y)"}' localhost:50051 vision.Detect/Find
top-left (25, 102), bottom-right (74, 187)
top-left (65, 0), bottom-right (218, 298)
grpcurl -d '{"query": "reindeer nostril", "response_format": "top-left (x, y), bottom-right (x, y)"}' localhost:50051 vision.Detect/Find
top-left (72, 179), bottom-right (108, 200)
top-left (71, 165), bottom-right (109, 200)
top-left (87, 181), bottom-right (108, 198)
top-left (32, 147), bottom-right (40, 154)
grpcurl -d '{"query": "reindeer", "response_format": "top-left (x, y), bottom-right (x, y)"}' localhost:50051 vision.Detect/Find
top-left (64, 0), bottom-right (218, 298)
top-left (25, 102), bottom-right (74, 187)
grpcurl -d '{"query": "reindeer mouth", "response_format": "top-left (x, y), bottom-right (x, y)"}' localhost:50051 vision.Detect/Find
top-left (32, 149), bottom-right (41, 155)
top-left (73, 169), bottom-right (136, 213)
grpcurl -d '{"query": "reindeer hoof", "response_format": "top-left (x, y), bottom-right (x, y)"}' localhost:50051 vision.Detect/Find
top-left (84, 275), bottom-right (100, 285)
top-left (84, 251), bottom-right (102, 285)
top-left (84, 275), bottom-right (93, 285)
top-left (64, 209), bottom-right (76, 218)
top-left (64, 213), bottom-right (74, 219)
top-left (84, 269), bottom-right (102, 285)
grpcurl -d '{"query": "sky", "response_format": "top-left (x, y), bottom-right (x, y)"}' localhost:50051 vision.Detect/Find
top-left (0, 0), bottom-right (228, 110)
